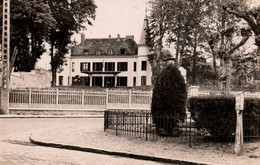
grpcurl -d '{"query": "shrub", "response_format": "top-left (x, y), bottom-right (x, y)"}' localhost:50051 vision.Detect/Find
top-left (188, 95), bottom-right (260, 138)
top-left (151, 64), bottom-right (187, 135)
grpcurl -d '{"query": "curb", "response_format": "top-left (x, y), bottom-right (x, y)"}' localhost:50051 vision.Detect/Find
top-left (30, 137), bottom-right (209, 165)
top-left (0, 115), bottom-right (103, 118)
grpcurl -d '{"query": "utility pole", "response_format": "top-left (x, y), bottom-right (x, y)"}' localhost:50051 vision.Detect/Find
top-left (0, 0), bottom-right (10, 114)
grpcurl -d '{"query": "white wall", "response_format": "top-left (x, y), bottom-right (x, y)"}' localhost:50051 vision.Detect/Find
top-left (57, 55), bottom-right (140, 87)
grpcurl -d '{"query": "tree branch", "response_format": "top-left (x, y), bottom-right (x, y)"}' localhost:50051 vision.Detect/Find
top-left (224, 7), bottom-right (257, 33)
top-left (228, 36), bottom-right (250, 55)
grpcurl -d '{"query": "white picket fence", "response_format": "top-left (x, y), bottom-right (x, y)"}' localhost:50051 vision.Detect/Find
top-left (9, 87), bottom-right (260, 111)
top-left (9, 88), bottom-right (152, 111)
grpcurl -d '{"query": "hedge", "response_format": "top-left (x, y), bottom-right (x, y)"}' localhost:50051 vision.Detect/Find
top-left (188, 95), bottom-right (260, 138)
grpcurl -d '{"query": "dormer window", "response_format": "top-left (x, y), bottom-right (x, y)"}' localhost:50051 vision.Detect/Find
top-left (96, 49), bottom-right (101, 55)
top-left (120, 48), bottom-right (126, 55)
top-left (83, 49), bottom-right (89, 55)
top-left (107, 49), bottom-right (113, 55)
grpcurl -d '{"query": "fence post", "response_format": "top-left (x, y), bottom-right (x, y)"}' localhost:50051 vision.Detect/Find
top-left (82, 89), bottom-right (84, 109)
top-left (189, 116), bottom-right (192, 147)
top-left (56, 88), bottom-right (59, 108)
top-left (235, 92), bottom-right (244, 156)
top-left (128, 89), bottom-right (131, 108)
top-left (106, 88), bottom-right (109, 109)
top-left (104, 111), bottom-right (107, 131)
top-left (116, 113), bottom-right (118, 136)
top-left (146, 112), bottom-right (148, 141)
top-left (29, 87), bottom-right (32, 108)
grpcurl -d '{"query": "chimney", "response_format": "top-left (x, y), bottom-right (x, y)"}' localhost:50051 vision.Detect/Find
top-left (117, 34), bottom-right (120, 41)
top-left (108, 34), bottom-right (111, 38)
top-left (81, 33), bottom-right (85, 45)
top-left (126, 35), bottom-right (134, 40)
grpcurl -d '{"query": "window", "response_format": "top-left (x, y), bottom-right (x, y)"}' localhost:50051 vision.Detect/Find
top-left (96, 49), bottom-right (101, 55)
top-left (81, 76), bottom-right (90, 86)
top-left (80, 62), bottom-right (90, 72)
top-left (59, 76), bottom-right (63, 86)
top-left (133, 77), bottom-right (136, 87)
top-left (107, 49), bottom-right (113, 55)
top-left (117, 62), bottom-right (128, 71)
top-left (92, 77), bottom-right (103, 87)
top-left (93, 62), bottom-right (103, 71)
top-left (72, 62), bottom-right (75, 72)
top-left (117, 77), bottom-right (127, 86)
top-left (134, 62), bottom-right (136, 72)
top-left (83, 49), bottom-right (89, 55)
top-left (105, 62), bottom-right (115, 71)
top-left (141, 61), bottom-right (147, 71)
top-left (120, 48), bottom-right (126, 55)
top-left (141, 76), bottom-right (146, 86)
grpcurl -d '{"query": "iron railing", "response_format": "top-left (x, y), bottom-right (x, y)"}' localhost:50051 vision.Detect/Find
top-left (104, 110), bottom-right (260, 147)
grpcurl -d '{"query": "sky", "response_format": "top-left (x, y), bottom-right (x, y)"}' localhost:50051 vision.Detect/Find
top-left (36, 0), bottom-right (148, 69)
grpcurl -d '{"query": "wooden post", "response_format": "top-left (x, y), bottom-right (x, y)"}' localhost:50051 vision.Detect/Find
top-left (235, 92), bottom-right (244, 156)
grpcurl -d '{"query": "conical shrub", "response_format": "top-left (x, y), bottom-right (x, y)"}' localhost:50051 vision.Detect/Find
top-left (151, 64), bottom-right (187, 135)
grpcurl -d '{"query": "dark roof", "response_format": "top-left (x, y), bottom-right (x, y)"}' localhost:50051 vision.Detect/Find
top-left (72, 37), bottom-right (138, 56)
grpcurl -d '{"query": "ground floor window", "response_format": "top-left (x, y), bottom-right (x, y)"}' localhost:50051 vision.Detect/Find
top-left (81, 76), bottom-right (90, 86)
top-left (59, 76), bottom-right (63, 86)
top-left (92, 76), bottom-right (103, 87)
top-left (105, 77), bottom-right (115, 88)
top-left (133, 77), bottom-right (136, 87)
top-left (141, 76), bottom-right (146, 86)
top-left (117, 77), bottom-right (127, 86)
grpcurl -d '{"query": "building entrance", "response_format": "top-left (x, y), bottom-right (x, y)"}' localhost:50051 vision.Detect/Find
top-left (105, 77), bottom-right (115, 88)
top-left (92, 77), bottom-right (103, 87)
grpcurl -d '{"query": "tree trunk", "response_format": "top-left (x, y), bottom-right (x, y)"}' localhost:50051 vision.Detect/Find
top-left (192, 31), bottom-right (198, 85)
top-left (50, 41), bottom-right (56, 87)
top-left (52, 67), bottom-right (57, 87)
top-left (179, 43), bottom-right (185, 67)
top-left (175, 35), bottom-right (180, 67)
top-left (224, 57), bottom-right (232, 93)
top-left (220, 12), bottom-right (226, 91)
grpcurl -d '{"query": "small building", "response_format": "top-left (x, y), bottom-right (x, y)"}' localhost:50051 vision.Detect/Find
top-left (56, 16), bottom-right (152, 87)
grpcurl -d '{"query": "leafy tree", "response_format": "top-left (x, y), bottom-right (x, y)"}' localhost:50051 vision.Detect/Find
top-left (182, 53), bottom-right (217, 85)
top-left (223, 0), bottom-right (260, 89)
top-left (201, 0), bottom-right (251, 92)
top-left (43, 0), bottom-right (97, 86)
top-left (0, 0), bottom-right (56, 72)
top-left (151, 64), bottom-right (187, 135)
top-left (147, 0), bottom-right (171, 83)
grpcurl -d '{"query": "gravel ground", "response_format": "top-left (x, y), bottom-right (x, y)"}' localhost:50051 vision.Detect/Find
top-left (31, 124), bottom-right (260, 165)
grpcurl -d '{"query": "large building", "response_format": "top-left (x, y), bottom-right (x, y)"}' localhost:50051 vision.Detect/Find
top-left (56, 16), bottom-right (152, 87)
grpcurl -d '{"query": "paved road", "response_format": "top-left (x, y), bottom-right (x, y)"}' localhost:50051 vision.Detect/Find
top-left (0, 118), bottom-right (163, 165)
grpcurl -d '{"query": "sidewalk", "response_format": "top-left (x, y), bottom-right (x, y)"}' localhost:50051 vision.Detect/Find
top-left (30, 123), bottom-right (260, 165)
top-left (0, 114), bottom-right (103, 118)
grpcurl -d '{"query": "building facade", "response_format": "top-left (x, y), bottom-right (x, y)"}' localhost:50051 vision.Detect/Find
top-left (56, 17), bottom-right (152, 87)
